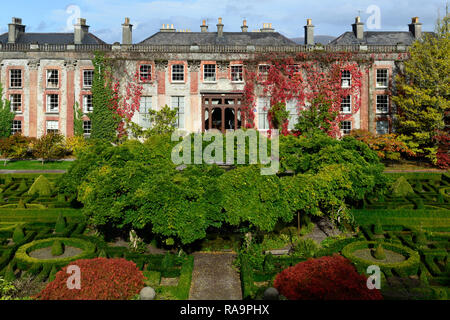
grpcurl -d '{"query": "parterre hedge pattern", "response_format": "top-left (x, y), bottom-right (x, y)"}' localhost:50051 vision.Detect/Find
top-left (363, 173), bottom-right (450, 210)
top-left (0, 207), bottom-right (194, 300)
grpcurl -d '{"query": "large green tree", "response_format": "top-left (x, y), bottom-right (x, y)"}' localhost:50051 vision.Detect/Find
top-left (0, 84), bottom-right (15, 138)
top-left (392, 14), bottom-right (449, 163)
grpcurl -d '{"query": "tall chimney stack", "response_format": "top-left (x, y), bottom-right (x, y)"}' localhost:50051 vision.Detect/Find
top-left (8, 18), bottom-right (25, 44)
top-left (352, 16), bottom-right (364, 41)
top-left (201, 20), bottom-right (208, 32)
top-left (260, 23), bottom-right (275, 32)
top-left (304, 19), bottom-right (315, 45)
top-left (217, 17), bottom-right (224, 37)
top-left (160, 24), bottom-right (176, 32)
top-left (241, 20), bottom-right (248, 32)
top-left (409, 17), bottom-right (422, 39)
top-left (122, 17), bottom-right (133, 45)
top-left (74, 18), bottom-right (89, 44)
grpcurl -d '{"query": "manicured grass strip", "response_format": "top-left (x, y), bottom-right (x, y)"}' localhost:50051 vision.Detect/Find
top-left (0, 209), bottom-right (84, 223)
top-left (0, 161), bottom-right (73, 171)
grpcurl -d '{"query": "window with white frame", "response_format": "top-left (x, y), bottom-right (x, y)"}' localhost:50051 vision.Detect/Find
top-left (258, 64), bottom-right (270, 78)
top-left (83, 70), bottom-right (94, 88)
top-left (171, 96), bottom-right (185, 129)
top-left (46, 69), bottom-right (59, 88)
top-left (376, 95), bottom-right (389, 114)
top-left (340, 121), bottom-right (352, 135)
top-left (341, 95), bottom-right (352, 113)
top-left (204, 64), bottom-right (216, 82)
top-left (376, 120), bottom-right (389, 135)
top-left (376, 69), bottom-right (389, 88)
top-left (11, 120), bottom-right (22, 134)
top-left (46, 94), bottom-right (59, 113)
top-left (83, 120), bottom-right (92, 135)
top-left (341, 70), bottom-right (351, 87)
top-left (10, 69), bottom-right (22, 88)
top-left (139, 96), bottom-right (152, 129)
top-left (10, 94), bottom-right (22, 113)
top-left (258, 98), bottom-right (270, 130)
top-left (286, 101), bottom-right (299, 130)
top-left (46, 120), bottom-right (59, 134)
top-left (172, 64), bottom-right (185, 82)
top-left (83, 95), bottom-right (93, 113)
top-left (139, 64), bottom-right (152, 81)
top-left (231, 65), bottom-right (243, 82)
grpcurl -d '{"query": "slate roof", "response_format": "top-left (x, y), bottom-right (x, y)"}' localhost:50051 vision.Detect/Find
top-left (0, 32), bottom-right (106, 45)
top-left (329, 31), bottom-right (434, 45)
top-left (140, 32), bottom-right (298, 46)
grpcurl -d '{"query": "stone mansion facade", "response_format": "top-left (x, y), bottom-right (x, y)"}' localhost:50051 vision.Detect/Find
top-left (0, 16), bottom-right (428, 138)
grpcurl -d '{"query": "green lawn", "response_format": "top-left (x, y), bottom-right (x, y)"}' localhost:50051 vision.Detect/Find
top-left (0, 161), bottom-right (73, 171)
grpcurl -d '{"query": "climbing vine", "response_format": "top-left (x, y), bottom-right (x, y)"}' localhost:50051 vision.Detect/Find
top-left (243, 52), bottom-right (372, 137)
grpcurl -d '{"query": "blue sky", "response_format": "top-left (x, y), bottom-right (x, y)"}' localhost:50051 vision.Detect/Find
top-left (0, 0), bottom-right (447, 43)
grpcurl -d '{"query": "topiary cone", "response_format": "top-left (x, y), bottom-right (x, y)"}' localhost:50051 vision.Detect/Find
top-left (12, 226), bottom-right (25, 243)
top-left (51, 240), bottom-right (65, 257)
top-left (373, 243), bottom-right (386, 260)
top-left (55, 213), bottom-right (66, 233)
top-left (17, 199), bottom-right (26, 209)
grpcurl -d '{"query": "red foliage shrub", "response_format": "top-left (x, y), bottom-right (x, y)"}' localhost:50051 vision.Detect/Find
top-left (434, 131), bottom-right (449, 169)
top-left (35, 258), bottom-right (145, 300)
top-left (274, 254), bottom-right (383, 300)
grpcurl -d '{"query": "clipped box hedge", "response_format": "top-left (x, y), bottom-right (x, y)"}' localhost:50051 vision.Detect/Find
top-left (15, 237), bottom-right (96, 270)
top-left (342, 241), bottom-right (421, 276)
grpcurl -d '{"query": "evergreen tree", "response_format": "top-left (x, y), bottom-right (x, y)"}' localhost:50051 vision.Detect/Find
top-left (0, 84), bottom-right (15, 138)
top-left (392, 13), bottom-right (450, 164)
top-left (90, 52), bottom-right (119, 141)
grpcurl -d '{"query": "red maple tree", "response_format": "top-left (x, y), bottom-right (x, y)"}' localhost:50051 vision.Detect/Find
top-left (274, 254), bottom-right (383, 300)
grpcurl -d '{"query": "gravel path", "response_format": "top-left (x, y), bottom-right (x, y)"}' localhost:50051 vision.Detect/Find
top-left (189, 253), bottom-right (242, 300)
top-left (0, 170), bottom-right (67, 174)
top-left (29, 246), bottom-right (83, 260)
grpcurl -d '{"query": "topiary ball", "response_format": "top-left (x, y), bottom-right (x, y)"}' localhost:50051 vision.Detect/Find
top-left (35, 258), bottom-right (145, 300)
